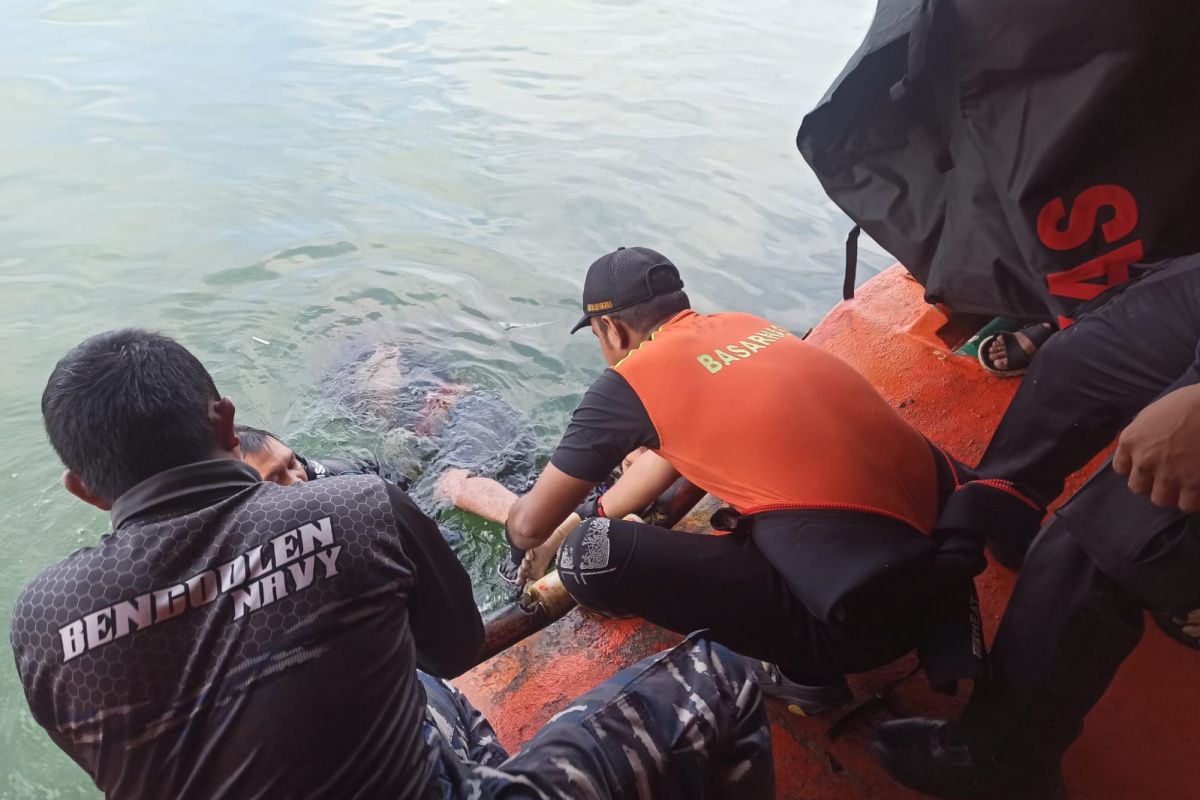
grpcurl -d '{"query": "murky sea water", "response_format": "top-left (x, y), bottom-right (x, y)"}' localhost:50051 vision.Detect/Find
top-left (0, 1), bottom-right (887, 794)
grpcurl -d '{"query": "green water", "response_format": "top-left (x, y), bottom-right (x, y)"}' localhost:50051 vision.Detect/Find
top-left (0, 0), bottom-right (887, 794)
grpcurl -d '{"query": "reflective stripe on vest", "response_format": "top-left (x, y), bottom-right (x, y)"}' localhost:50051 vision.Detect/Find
top-left (614, 309), bottom-right (938, 533)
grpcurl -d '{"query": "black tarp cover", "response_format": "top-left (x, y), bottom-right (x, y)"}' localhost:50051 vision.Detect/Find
top-left (798, 0), bottom-right (1200, 321)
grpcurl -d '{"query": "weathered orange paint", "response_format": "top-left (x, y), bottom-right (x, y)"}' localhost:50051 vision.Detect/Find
top-left (455, 265), bottom-right (1200, 799)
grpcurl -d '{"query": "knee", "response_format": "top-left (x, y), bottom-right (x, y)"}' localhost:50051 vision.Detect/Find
top-left (558, 517), bottom-right (623, 609)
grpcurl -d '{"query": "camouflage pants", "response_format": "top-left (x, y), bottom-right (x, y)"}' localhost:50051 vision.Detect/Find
top-left (421, 634), bottom-right (774, 800)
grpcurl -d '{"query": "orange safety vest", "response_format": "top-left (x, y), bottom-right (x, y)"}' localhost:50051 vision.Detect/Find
top-left (614, 309), bottom-right (939, 533)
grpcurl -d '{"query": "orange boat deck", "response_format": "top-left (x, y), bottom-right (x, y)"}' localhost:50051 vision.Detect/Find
top-left (455, 266), bottom-right (1200, 799)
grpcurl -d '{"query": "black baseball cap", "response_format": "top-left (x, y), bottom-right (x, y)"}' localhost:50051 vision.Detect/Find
top-left (570, 247), bottom-right (685, 333)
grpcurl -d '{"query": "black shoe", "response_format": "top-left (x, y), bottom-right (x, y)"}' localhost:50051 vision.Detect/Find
top-left (873, 718), bottom-right (1066, 800)
top-left (737, 657), bottom-right (852, 716)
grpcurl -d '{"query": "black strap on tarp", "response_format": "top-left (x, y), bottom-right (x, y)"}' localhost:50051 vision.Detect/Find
top-left (844, 224), bottom-right (861, 301)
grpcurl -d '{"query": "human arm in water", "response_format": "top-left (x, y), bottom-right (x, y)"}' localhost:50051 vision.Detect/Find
top-left (440, 449), bottom-right (679, 584)
top-left (436, 467), bottom-right (584, 551)
top-left (439, 467), bottom-right (587, 585)
top-left (438, 469), bottom-right (578, 583)
top-left (436, 469), bottom-right (520, 523)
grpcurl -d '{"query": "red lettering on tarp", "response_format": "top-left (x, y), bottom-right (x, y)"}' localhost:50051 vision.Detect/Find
top-left (1039, 184), bottom-right (1143, 320)
top-left (1045, 239), bottom-right (1143, 301)
top-left (1037, 184), bottom-right (1138, 251)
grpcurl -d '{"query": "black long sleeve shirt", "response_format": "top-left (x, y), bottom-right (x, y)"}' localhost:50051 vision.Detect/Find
top-left (10, 459), bottom-right (482, 800)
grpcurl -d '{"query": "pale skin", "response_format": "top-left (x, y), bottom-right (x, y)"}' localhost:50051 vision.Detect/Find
top-left (436, 469), bottom-right (568, 583)
top-left (64, 328), bottom-right (1200, 637)
top-left (238, 382), bottom-right (469, 485)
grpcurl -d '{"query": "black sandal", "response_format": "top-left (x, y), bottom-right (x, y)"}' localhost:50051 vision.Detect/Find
top-left (977, 323), bottom-right (1057, 377)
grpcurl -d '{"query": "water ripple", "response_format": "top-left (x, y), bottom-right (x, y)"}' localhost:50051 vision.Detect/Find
top-left (0, 1), bottom-right (889, 793)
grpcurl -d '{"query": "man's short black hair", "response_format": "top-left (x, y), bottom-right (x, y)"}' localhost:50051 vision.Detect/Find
top-left (235, 425), bottom-right (282, 457)
top-left (42, 329), bottom-right (221, 503)
top-left (607, 289), bottom-right (691, 336)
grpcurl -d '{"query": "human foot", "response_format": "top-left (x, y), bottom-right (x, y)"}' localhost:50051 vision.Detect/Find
top-left (978, 323), bottom-right (1056, 376)
top-left (516, 512), bottom-right (582, 586)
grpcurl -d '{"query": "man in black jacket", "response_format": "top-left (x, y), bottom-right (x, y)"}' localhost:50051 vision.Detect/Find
top-left (12, 328), bottom-right (774, 800)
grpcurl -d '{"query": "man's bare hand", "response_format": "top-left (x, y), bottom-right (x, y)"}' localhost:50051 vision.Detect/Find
top-left (1114, 384), bottom-right (1200, 513)
top-left (516, 543), bottom-right (554, 587)
top-left (434, 469), bottom-right (472, 504)
top-left (516, 512), bottom-right (582, 586)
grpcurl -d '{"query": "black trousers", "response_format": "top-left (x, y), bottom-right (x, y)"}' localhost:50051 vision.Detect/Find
top-left (557, 458), bottom-right (971, 680)
top-left (955, 258), bottom-right (1200, 771)
top-left (958, 255), bottom-right (1200, 558)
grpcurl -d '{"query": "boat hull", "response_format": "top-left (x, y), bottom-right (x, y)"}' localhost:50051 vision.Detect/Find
top-left (455, 265), bottom-right (1200, 799)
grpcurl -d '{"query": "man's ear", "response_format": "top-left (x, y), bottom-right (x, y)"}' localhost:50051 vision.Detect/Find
top-left (211, 397), bottom-right (239, 453)
top-left (599, 316), bottom-right (633, 352)
top-left (63, 470), bottom-right (111, 511)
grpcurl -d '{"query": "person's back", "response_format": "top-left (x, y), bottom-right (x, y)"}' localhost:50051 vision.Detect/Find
top-left (610, 308), bottom-right (939, 532)
top-left (16, 472), bottom-right (464, 798)
top-left (12, 329), bottom-right (482, 799)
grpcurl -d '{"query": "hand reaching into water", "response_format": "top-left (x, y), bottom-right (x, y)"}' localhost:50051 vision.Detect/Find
top-left (435, 469), bottom-right (519, 523)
